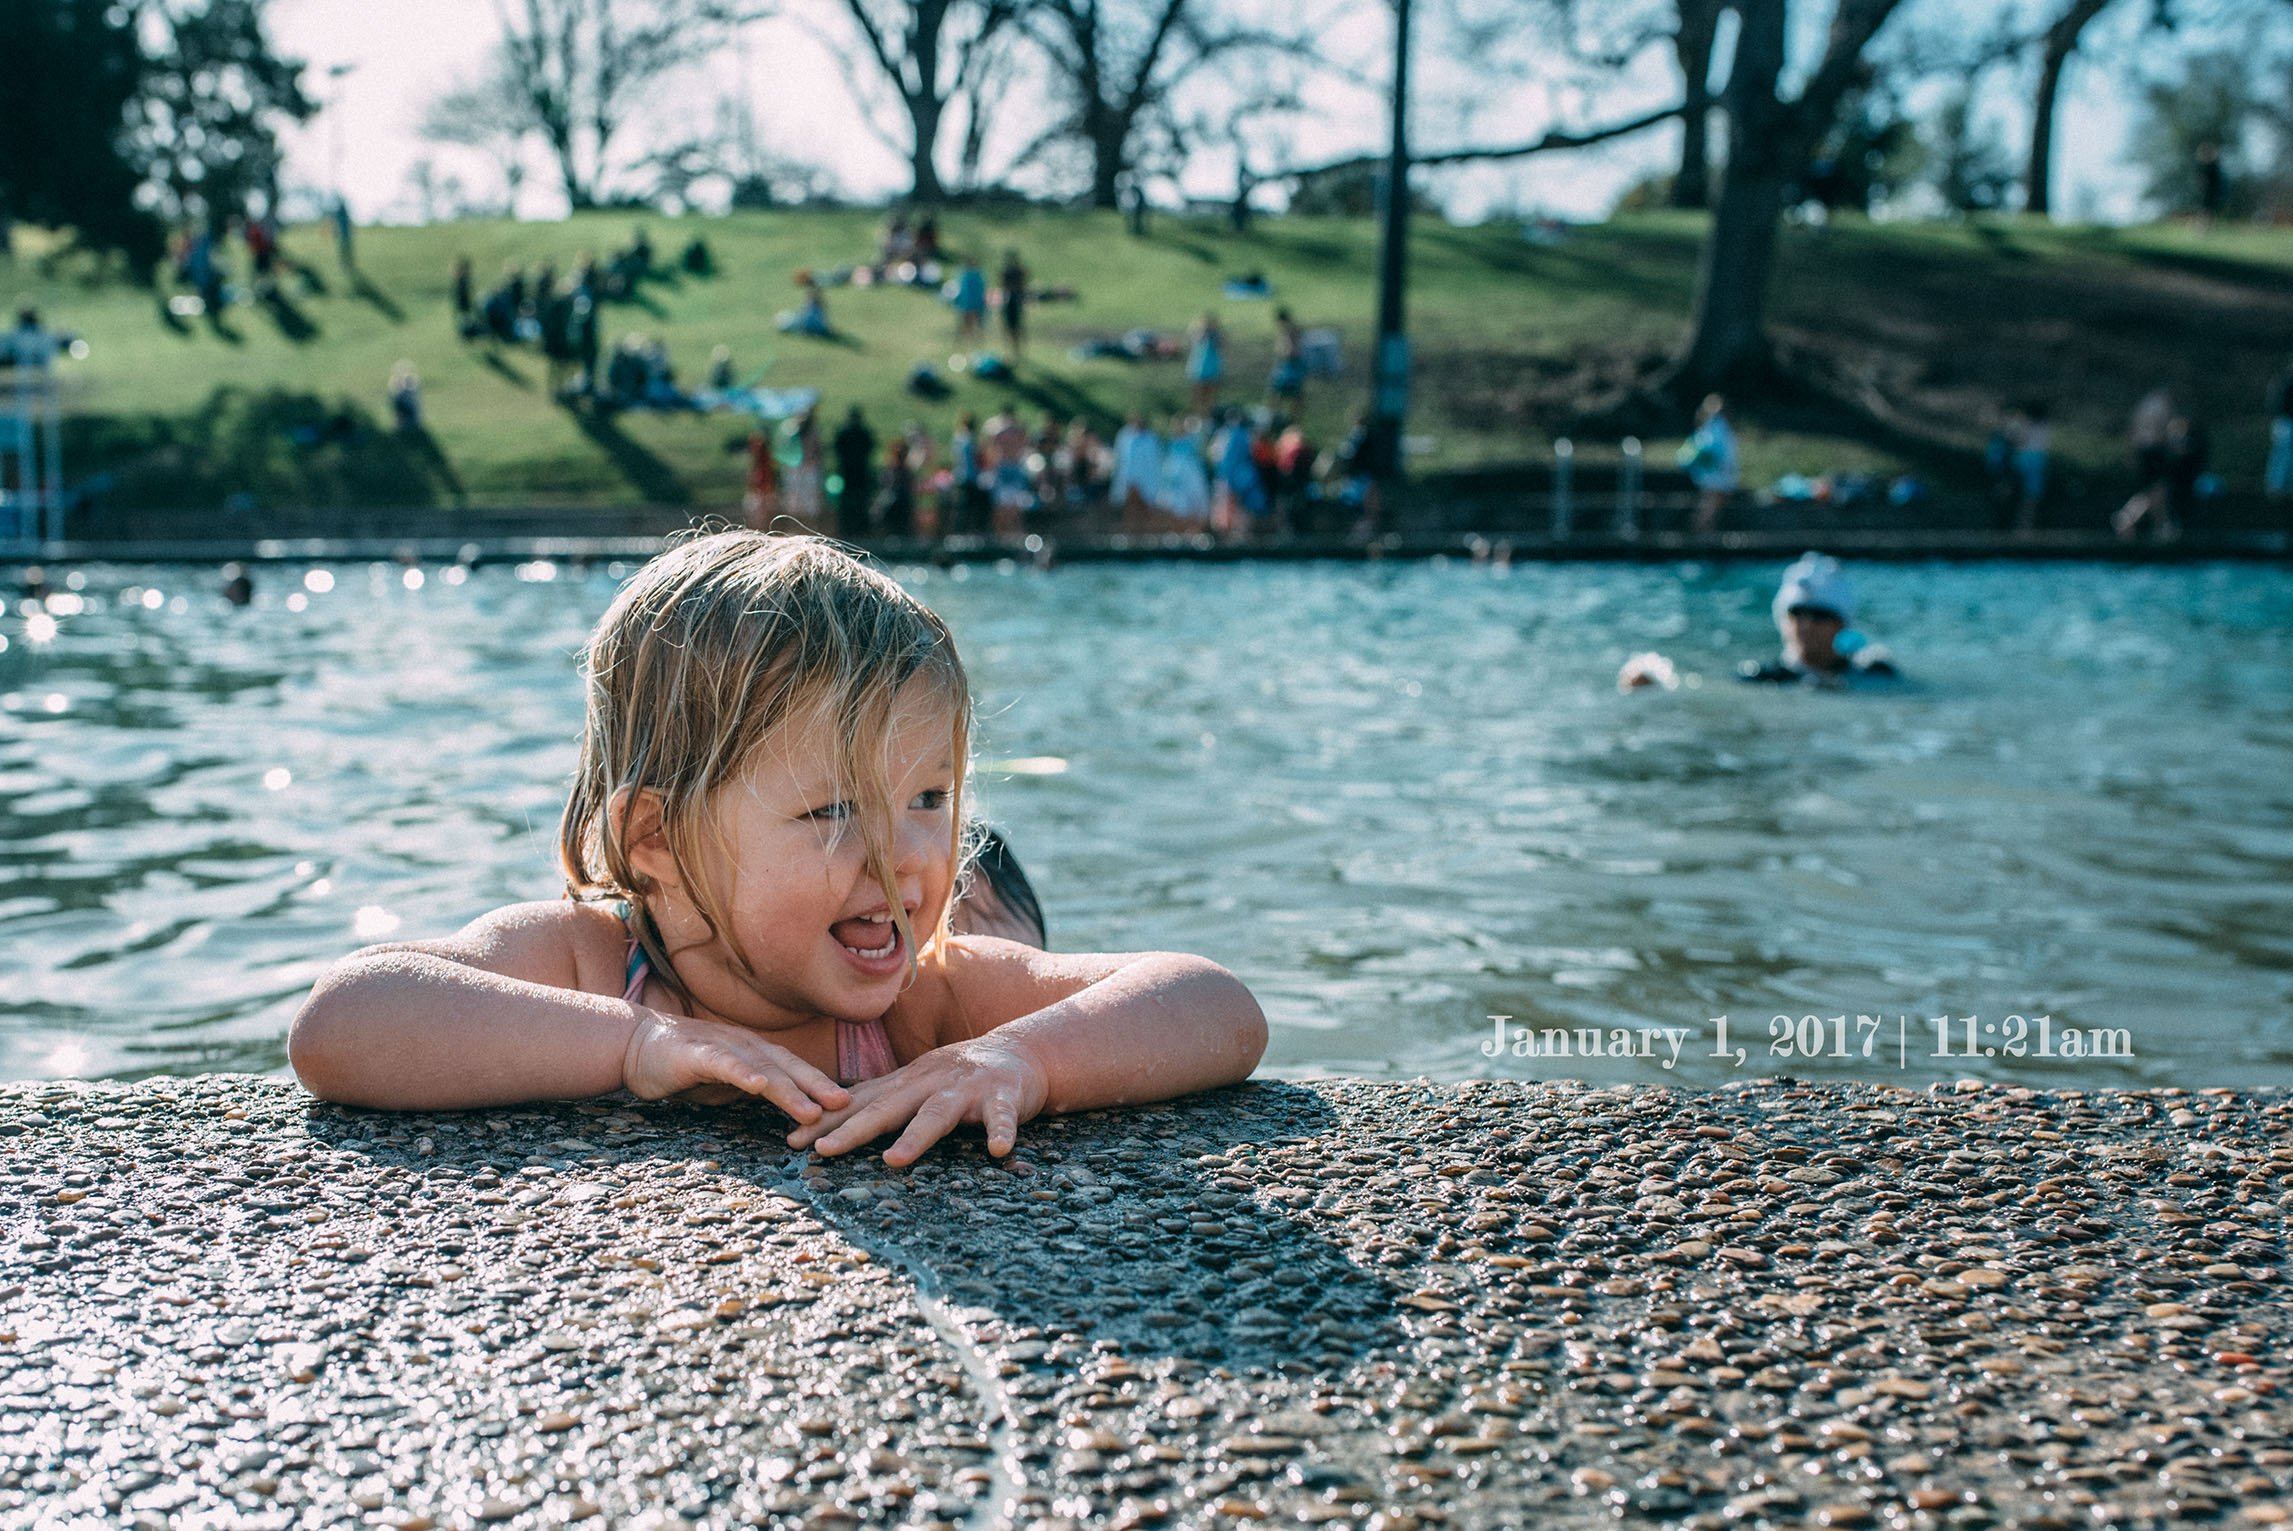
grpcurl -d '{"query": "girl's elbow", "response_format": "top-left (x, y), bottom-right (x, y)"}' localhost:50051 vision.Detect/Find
top-left (287, 999), bottom-right (349, 1101)
top-left (287, 964), bottom-right (376, 1102)
top-left (1188, 958), bottom-right (1267, 1072)
top-left (1233, 996), bottom-right (1269, 1073)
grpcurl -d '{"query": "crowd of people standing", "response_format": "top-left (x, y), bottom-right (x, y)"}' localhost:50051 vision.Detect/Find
top-left (732, 402), bottom-right (1387, 544)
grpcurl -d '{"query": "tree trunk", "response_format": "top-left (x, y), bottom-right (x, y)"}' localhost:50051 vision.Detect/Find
top-left (1668, 0), bottom-right (1790, 394)
top-left (2024, 52), bottom-right (2066, 218)
top-left (2025, 0), bottom-right (2112, 218)
top-left (907, 95), bottom-right (946, 202)
top-left (1669, 0), bottom-right (1721, 209)
top-left (550, 126), bottom-right (594, 209)
top-left (1672, 164), bottom-right (1789, 390)
top-left (1084, 102), bottom-right (1126, 209)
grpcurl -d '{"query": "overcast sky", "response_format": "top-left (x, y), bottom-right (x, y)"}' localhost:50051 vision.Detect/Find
top-left (267, 0), bottom-right (2164, 226)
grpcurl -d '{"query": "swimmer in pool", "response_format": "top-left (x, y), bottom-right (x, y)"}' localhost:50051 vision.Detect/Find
top-left (289, 532), bottom-right (1262, 1163)
top-left (1736, 551), bottom-right (1899, 687)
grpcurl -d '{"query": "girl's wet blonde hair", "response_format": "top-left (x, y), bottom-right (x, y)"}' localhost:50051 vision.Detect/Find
top-left (559, 532), bottom-right (972, 1001)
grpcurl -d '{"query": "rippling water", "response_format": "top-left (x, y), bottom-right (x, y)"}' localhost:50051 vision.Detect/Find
top-left (5, 556), bottom-right (2289, 1090)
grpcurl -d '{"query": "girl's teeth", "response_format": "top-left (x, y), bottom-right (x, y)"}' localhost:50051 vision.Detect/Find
top-left (843, 926), bottom-right (897, 958)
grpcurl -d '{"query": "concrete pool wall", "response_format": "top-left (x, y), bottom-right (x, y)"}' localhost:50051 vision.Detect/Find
top-left (2, 1075), bottom-right (2288, 1529)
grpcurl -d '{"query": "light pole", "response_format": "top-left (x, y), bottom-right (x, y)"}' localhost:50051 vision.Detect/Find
top-left (1369, 0), bottom-right (1413, 481)
top-left (325, 62), bottom-right (356, 201)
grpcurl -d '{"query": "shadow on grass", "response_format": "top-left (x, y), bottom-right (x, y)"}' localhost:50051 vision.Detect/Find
top-left (781, 327), bottom-right (865, 351)
top-left (568, 403), bottom-right (691, 505)
top-left (1971, 223), bottom-right (2034, 262)
top-left (1144, 228), bottom-right (1222, 265)
top-left (2104, 240), bottom-right (2293, 295)
top-left (1000, 369), bottom-right (1118, 430)
top-left (348, 271), bottom-right (406, 323)
top-left (604, 289), bottom-right (670, 320)
top-left (481, 349), bottom-right (536, 389)
top-left (260, 288), bottom-right (321, 344)
top-left (64, 386), bottom-right (465, 515)
top-left (1257, 231), bottom-right (1363, 269)
top-left (399, 424), bottom-right (468, 505)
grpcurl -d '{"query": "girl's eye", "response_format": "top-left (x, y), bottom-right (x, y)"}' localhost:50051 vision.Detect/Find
top-left (808, 801), bottom-right (856, 822)
top-left (911, 789), bottom-right (951, 812)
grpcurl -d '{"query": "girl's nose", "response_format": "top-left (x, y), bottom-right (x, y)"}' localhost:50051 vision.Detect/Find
top-left (891, 814), bottom-right (937, 903)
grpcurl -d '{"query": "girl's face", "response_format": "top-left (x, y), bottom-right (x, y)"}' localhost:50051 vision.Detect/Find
top-left (637, 685), bottom-right (961, 1031)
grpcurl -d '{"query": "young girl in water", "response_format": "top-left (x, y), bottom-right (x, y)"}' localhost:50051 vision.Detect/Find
top-left (289, 533), bottom-right (1266, 1164)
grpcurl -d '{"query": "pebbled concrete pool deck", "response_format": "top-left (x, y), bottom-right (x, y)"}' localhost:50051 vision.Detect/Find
top-left (1, 1075), bottom-right (2287, 1531)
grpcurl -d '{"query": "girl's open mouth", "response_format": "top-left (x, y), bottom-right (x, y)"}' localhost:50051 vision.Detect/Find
top-left (831, 914), bottom-right (905, 972)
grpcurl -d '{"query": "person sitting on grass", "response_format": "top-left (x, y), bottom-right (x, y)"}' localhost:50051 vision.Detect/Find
top-left (288, 534), bottom-right (1265, 1163)
top-left (778, 273), bottom-right (832, 337)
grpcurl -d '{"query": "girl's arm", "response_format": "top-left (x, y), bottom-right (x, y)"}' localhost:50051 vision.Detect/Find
top-left (289, 902), bottom-right (847, 1117)
top-left (788, 941), bottom-right (1266, 1164)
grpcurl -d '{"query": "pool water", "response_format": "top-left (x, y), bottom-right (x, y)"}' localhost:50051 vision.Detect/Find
top-left (5, 556), bottom-right (2290, 1090)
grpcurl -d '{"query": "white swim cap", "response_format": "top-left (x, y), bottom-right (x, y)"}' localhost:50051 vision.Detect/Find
top-left (1773, 551), bottom-right (1856, 624)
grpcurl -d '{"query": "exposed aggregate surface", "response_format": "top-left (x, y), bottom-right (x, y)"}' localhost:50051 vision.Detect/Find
top-left (0, 1075), bottom-right (2287, 1531)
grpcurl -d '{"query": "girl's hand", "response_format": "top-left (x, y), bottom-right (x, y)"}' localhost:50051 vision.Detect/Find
top-left (787, 1035), bottom-right (1050, 1165)
top-left (622, 1008), bottom-right (850, 1122)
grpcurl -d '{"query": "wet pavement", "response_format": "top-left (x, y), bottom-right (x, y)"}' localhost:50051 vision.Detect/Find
top-left (2, 1074), bottom-right (2287, 1530)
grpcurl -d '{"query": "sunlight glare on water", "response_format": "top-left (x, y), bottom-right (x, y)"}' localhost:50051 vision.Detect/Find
top-left (2, 556), bottom-right (2288, 1090)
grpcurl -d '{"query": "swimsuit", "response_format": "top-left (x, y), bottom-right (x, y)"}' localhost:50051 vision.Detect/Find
top-left (620, 937), bottom-right (899, 1087)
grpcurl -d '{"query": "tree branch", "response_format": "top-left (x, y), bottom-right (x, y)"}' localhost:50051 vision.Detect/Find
top-left (1274, 102), bottom-right (1681, 178)
top-left (1792, 0), bottom-right (1909, 135)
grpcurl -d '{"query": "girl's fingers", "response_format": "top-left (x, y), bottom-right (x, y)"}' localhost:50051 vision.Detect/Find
top-left (810, 1089), bottom-right (924, 1157)
top-left (984, 1091), bottom-right (1020, 1158)
top-left (787, 1082), bottom-right (885, 1148)
top-left (772, 1054), bottom-right (850, 1111)
top-left (702, 1050), bottom-right (818, 1124)
top-left (882, 1092), bottom-right (968, 1167)
top-left (749, 1070), bottom-right (822, 1124)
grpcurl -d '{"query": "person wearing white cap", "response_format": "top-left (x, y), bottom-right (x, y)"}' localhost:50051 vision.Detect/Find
top-left (1737, 551), bottom-right (1899, 686)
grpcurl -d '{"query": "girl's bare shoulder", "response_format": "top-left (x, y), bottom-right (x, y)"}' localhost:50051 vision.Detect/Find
top-left (351, 899), bottom-right (632, 998)
top-left (921, 936), bottom-right (1134, 1043)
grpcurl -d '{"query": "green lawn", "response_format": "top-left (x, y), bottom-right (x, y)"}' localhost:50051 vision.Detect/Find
top-left (7, 208), bottom-right (2289, 514)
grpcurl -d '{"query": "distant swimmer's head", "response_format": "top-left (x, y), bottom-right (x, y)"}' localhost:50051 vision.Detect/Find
top-left (1773, 551), bottom-right (1857, 669)
top-left (1773, 551), bottom-right (1855, 626)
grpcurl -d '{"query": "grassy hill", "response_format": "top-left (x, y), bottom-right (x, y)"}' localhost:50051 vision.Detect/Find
top-left (6, 207), bottom-right (2291, 519)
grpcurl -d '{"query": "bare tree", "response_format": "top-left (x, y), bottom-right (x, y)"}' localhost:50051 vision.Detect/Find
top-left (640, 97), bottom-right (842, 206)
top-left (1665, 0), bottom-right (1908, 395)
top-left (1274, 101), bottom-right (1681, 180)
top-left (1022, 0), bottom-right (1312, 208)
top-left (953, 28), bottom-right (1026, 190)
top-left (1165, 60), bottom-right (1311, 226)
top-left (1667, 0), bottom-right (1722, 206)
top-left (419, 59), bottom-right (535, 214)
top-left (484, 0), bottom-right (766, 210)
top-left (821, 0), bottom-right (1030, 202)
top-left (2024, 0), bottom-right (2117, 216)
top-left (1445, 0), bottom-right (1717, 207)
